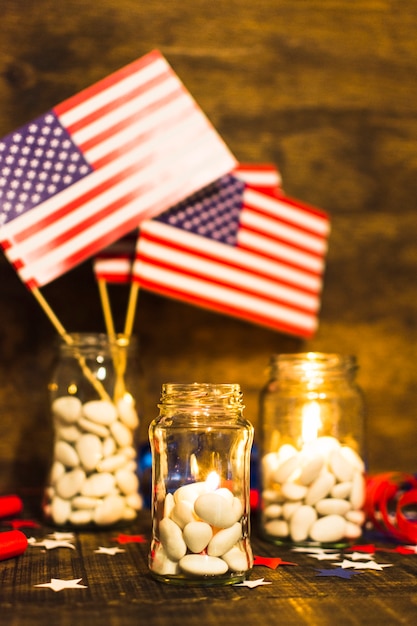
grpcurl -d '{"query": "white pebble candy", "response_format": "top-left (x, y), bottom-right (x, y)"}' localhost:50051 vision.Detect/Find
top-left (56, 423), bottom-right (81, 443)
top-left (309, 436), bottom-right (340, 458)
top-left (305, 470), bottom-right (336, 506)
top-left (194, 492), bottom-right (238, 528)
top-left (110, 420), bottom-right (133, 448)
top-left (282, 501), bottom-right (301, 520)
top-left (183, 521), bottom-right (213, 553)
top-left (345, 521), bottom-right (362, 539)
top-left (290, 505), bottom-right (317, 542)
top-left (328, 448), bottom-right (355, 482)
top-left (160, 517), bottom-right (187, 561)
top-left (163, 493), bottom-right (175, 517)
top-left (331, 481), bottom-right (352, 499)
top-left (75, 433), bottom-right (103, 472)
top-left (55, 440), bottom-right (79, 468)
top-left (116, 398), bottom-right (139, 429)
top-left (102, 436), bottom-right (116, 458)
top-left (97, 454), bottom-right (127, 473)
top-left (222, 546), bottom-right (250, 571)
top-left (52, 396), bottom-right (82, 423)
top-left (174, 482), bottom-right (207, 505)
top-left (264, 504), bottom-right (283, 519)
top-left (56, 468), bottom-right (86, 499)
top-left (281, 482), bottom-right (308, 502)
top-left (262, 452), bottom-right (280, 484)
top-left (51, 496), bottom-right (72, 525)
top-left (170, 500), bottom-right (196, 529)
top-left (126, 491), bottom-right (143, 510)
top-left (78, 417), bottom-right (109, 438)
top-left (179, 554), bottom-right (228, 576)
top-left (340, 445), bottom-right (365, 473)
top-left (94, 494), bottom-right (126, 525)
top-left (345, 509), bottom-right (365, 525)
top-left (315, 498), bottom-right (352, 517)
top-left (72, 495), bottom-right (98, 510)
top-left (207, 522), bottom-right (242, 557)
top-left (299, 455), bottom-right (324, 486)
top-left (264, 519), bottom-right (289, 537)
top-left (152, 545), bottom-right (180, 576)
top-left (273, 453), bottom-right (300, 484)
top-left (82, 400), bottom-right (118, 425)
top-left (262, 489), bottom-right (284, 504)
top-left (50, 461), bottom-right (65, 484)
top-left (115, 468), bottom-right (139, 495)
top-left (350, 470), bottom-right (366, 510)
top-left (81, 472), bottom-right (115, 497)
top-left (310, 514), bottom-right (347, 543)
top-left (70, 509), bottom-right (93, 526)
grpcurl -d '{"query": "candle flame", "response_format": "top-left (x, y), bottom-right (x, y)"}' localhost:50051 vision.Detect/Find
top-left (301, 401), bottom-right (322, 445)
top-left (205, 471), bottom-right (220, 491)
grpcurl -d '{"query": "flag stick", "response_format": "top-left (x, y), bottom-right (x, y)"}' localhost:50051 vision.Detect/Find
top-left (97, 278), bottom-right (116, 340)
top-left (123, 282), bottom-right (140, 338)
top-left (31, 287), bottom-right (111, 402)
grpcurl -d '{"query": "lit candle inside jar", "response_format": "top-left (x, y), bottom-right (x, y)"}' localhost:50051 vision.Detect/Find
top-left (262, 399), bottom-right (366, 545)
top-left (152, 467), bottom-right (250, 579)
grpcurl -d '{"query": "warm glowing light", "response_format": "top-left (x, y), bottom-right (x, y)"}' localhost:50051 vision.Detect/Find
top-left (190, 454), bottom-right (199, 480)
top-left (301, 401), bottom-right (322, 445)
top-left (205, 471), bottom-right (220, 491)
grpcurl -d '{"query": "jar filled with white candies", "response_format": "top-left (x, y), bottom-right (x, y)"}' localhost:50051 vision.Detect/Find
top-left (259, 353), bottom-right (366, 547)
top-left (149, 383), bottom-right (254, 585)
top-left (43, 333), bottom-right (143, 528)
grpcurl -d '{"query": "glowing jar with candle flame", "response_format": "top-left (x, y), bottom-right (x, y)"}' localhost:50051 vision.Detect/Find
top-left (259, 353), bottom-right (366, 546)
top-left (148, 383), bottom-right (254, 585)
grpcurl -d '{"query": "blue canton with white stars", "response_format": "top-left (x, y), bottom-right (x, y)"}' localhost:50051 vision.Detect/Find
top-left (155, 174), bottom-right (245, 246)
top-left (0, 112), bottom-right (93, 227)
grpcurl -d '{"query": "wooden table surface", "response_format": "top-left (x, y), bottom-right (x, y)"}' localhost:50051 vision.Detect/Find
top-left (1, 505), bottom-right (416, 626)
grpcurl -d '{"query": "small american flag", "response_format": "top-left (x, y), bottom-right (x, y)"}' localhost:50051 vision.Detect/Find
top-left (0, 50), bottom-right (236, 289)
top-left (233, 163), bottom-right (282, 192)
top-left (132, 174), bottom-right (330, 338)
top-left (93, 231), bottom-right (137, 284)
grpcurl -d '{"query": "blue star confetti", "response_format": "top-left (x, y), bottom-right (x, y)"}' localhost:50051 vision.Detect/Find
top-left (315, 567), bottom-right (364, 579)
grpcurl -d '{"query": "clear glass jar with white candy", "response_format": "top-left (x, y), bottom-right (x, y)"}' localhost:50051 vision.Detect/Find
top-left (149, 383), bottom-right (254, 585)
top-left (259, 353), bottom-right (366, 547)
top-left (43, 333), bottom-right (143, 528)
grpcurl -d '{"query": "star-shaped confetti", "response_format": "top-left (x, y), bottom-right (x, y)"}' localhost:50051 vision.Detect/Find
top-left (334, 559), bottom-right (393, 571)
top-left (292, 546), bottom-right (339, 554)
top-left (47, 531), bottom-right (75, 541)
top-left (94, 546), bottom-right (126, 555)
top-left (315, 567), bottom-right (363, 579)
top-left (308, 552), bottom-right (341, 561)
top-left (345, 552), bottom-right (375, 561)
top-left (253, 555), bottom-right (298, 569)
top-left (34, 578), bottom-right (87, 592)
top-left (2, 519), bottom-right (40, 529)
top-left (112, 533), bottom-right (147, 544)
top-left (234, 578), bottom-right (272, 588)
top-left (348, 544), bottom-right (377, 554)
top-left (29, 538), bottom-right (76, 550)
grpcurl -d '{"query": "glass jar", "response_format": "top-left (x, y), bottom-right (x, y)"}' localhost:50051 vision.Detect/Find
top-left (148, 383), bottom-right (254, 585)
top-left (43, 333), bottom-right (143, 527)
top-left (259, 353), bottom-right (366, 547)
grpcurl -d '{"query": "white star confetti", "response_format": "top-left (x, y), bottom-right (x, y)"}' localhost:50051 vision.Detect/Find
top-left (47, 531), bottom-right (75, 541)
top-left (234, 578), bottom-right (272, 589)
top-left (34, 578), bottom-right (87, 592)
top-left (29, 538), bottom-right (76, 550)
top-left (94, 546), bottom-right (126, 555)
top-left (334, 559), bottom-right (393, 571)
top-left (308, 552), bottom-right (341, 561)
top-left (292, 546), bottom-right (339, 554)
top-left (347, 552), bottom-right (375, 561)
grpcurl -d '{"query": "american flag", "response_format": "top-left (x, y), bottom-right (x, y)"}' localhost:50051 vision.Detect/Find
top-left (0, 50), bottom-right (236, 289)
top-left (93, 231), bottom-right (137, 284)
top-left (132, 174), bottom-right (330, 338)
top-left (233, 163), bottom-right (282, 192)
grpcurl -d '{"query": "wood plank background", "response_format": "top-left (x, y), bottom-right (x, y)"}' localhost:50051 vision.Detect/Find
top-left (1, 0), bottom-right (417, 493)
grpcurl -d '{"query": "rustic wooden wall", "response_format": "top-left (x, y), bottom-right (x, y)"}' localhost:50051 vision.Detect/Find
top-left (1, 0), bottom-right (416, 492)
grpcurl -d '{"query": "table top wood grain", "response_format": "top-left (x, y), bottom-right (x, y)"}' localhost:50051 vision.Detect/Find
top-left (1, 507), bottom-right (416, 626)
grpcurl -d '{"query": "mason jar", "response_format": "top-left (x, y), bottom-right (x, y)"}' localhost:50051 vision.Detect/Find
top-left (148, 383), bottom-right (254, 585)
top-left (43, 333), bottom-right (143, 527)
top-left (259, 353), bottom-right (366, 546)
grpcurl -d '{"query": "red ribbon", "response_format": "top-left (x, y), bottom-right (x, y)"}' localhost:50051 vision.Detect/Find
top-left (0, 530), bottom-right (28, 561)
top-left (0, 494), bottom-right (23, 519)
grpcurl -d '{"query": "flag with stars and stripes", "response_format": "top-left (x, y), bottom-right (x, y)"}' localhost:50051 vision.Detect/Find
top-left (93, 231), bottom-right (137, 284)
top-left (132, 174), bottom-right (330, 338)
top-left (0, 50), bottom-right (236, 289)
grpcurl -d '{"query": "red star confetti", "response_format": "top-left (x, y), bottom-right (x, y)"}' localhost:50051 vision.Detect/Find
top-left (112, 533), bottom-right (147, 544)
top-left (315, 568), bottom-right (364, 579)
top-left (348, 544), bottom-right (378, 554)
top-left (234, 578), bottom-right (272, 588)
top-left (2, 519), bottom-right (40, 529)
top-left (253, 555), bottom-right (298, 569)
top-left (94, 546), bottom-right (126, 555)
top-left (34, 578), bottom-right (87, 592)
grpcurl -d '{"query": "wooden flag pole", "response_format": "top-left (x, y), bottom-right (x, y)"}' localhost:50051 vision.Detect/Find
top-left (97, 278), bottom-right (116, 341)
top-left (31, 287), bottom-right (112, 402)
top-left (123, 281), bottom-right (140, 338)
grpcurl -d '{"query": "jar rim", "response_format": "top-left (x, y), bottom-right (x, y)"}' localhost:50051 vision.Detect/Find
top-left (159, 382), bottom-right (243, 408)
top-left (270, 352), bottom-right (358, 377)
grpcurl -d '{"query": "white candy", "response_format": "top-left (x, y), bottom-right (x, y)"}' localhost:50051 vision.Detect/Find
top-left (72, 495), bottom-right (98, 509)
top-left (345, 509), bottom-right (365, 525)
top-left (328, 448), bottom-right (355, 482)
top-left (282, 501), bottom-right (301, 520)
top-left (52, 396), bottom-right (82, 423)
top-left (159, 517), bottom-right (187, 561)
top-left (56, 423), bottom-right (81, 443)
top-left (290, 505), bottom-right (317, 542)
top-left (183, 521), bottom-right (212, 553)
top-left (179, 554), bottom-right (228, 576)
top-left (305, 471), bottom-right (336, 506)
top-left (350, 470), bottom-right (366, 510)
top-left (262, 489), bottom-right (284, 504)
top-left (340, 446), bottom-right (365, 473)
top-left (152, 545), bottom-right (180, 575)
top-left (97, 454), bottom-right (127, 473)
top-left (163, 492), bottom-right (175, 518)
top-left (170, 500), bottom-right (196, 529)
top-left (55, 440), bottom-right (79, 468)
top-left (345, 521), bottom-right (362, 539)
top-left (94, 495), bottom-right (126, 525)
top-left (331, 481), bottom-right (352, 499)
top-left (126, 491), bottom-right (143, 510)
top-left (56, 468), bottom-right (86, 499)
top-left (50, 461), bottom-right (65, 484)
top-left (116, 398), bottom-right (139, 429)
top-left (194, 493), bottom-right (238, 529)
top-left (299, 455), bottom-right (324, 485)
top-left (273, 454), bottom-right (300, 483)
top-left (70, 509), bottom-right (93, 525)
top-left (51, 496), bottom-right (71, 525)
top-left (115, 468), bottom-right (139, 495)
top-left (264, 519), bottom-right (289, 537)
top-left (82, 400), bottom-right (118, 426)
top-left (309, 514), bottom-right (347, 543)
top-left (315, 498), bottom-right (352, 517)
top-left (76, 434), bottom-right (103, 472)
top-left (207, 522), bottom-right (242, 557)
top-left (81, 472), bottom-right (115, 497)
top-left (281, 482), bottom-right (307, 502)
top-left (102, 436), bottom-right (116, 458)
top-left (78, 417), bottom-right (109, 438)
top-left (221, 546), bottom-right (250, 571)
top-left (174, 482), bottom-right (209, 505)
top-left (264, 504), bottom-right (283, 519)
top-left (110, 420), bottom-right (133, 448)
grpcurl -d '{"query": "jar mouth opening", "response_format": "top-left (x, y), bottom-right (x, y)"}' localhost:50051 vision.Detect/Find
top-left (159, 382), bottom-right (243, 408)
top-left (271, 352), bottom-right (357, 377)
top-left (58, 332), bottom-right (136, 349)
